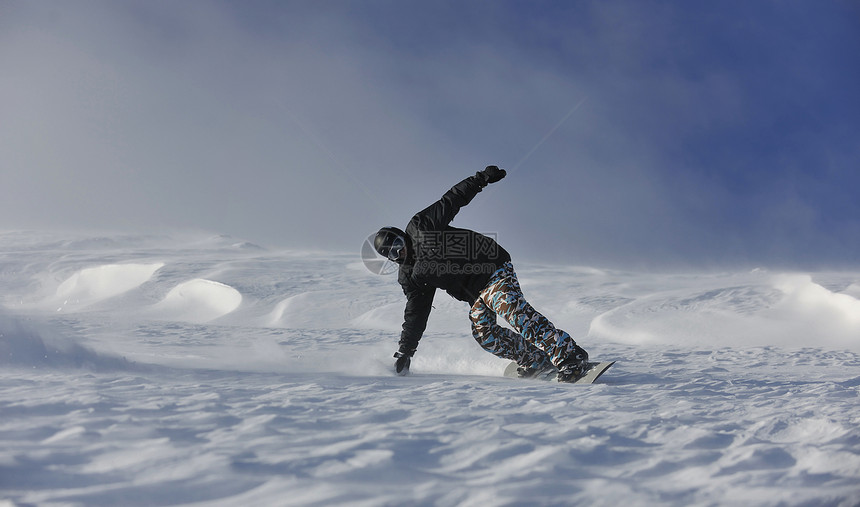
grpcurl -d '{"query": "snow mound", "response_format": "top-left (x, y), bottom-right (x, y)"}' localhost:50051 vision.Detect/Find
top-left (843, 283), bottom-right (860, 298)
top-left (586, 272), bottom-right (860, 351)
top-left (265, 291), bottom-right (390, 329)
top-left (773, 274), bottom-right (860, 324)
top-left (266, 292), bottom-right (333, 328)
top-left (350, 303), bottom-right (404, 331)
top-left (352, 297), bottom-right (464, 334)
top-left (48, 263), bottom-right (164, 311)
top-left (192, 234), bottom-right (265, 251)
top-left (771, 274), bottom-right (860, 349)
top-left (152, 279), bottom-right (242, 323)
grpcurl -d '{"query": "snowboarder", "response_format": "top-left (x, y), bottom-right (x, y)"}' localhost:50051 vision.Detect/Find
top-left (373, 166), bottom-right (589, 382)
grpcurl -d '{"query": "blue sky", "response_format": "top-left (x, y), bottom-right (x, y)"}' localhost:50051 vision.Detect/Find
top-left (2, 1), bottom-right (858, 268)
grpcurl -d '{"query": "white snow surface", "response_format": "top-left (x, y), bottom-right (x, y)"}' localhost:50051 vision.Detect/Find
top-left (1, 231), bottom-right (859, 506)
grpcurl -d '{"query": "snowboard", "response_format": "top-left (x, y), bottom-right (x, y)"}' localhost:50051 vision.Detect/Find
top-left (503, 361), bottom-right (615, 384)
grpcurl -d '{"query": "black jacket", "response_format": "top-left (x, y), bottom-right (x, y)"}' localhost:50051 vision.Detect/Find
top-left (397, 174), bottom-right (511, 352)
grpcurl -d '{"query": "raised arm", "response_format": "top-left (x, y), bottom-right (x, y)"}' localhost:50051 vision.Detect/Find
top-left (411, 166), bottom-right (506, 231)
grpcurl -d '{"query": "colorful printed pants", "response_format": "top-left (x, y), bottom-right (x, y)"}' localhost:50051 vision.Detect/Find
top-left (470, 262), bottom-right (578, 369)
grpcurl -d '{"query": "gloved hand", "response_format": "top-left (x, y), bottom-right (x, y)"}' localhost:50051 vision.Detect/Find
top-left (477, 165), bottom-right (506, 186)
top-left (394, 348), bottom-right (414, 375)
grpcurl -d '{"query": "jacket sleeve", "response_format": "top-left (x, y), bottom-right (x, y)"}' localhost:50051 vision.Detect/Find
top-left (399, 284), bottom-right (436, 352)
top-left (412, 174), bottom-right (486, 231)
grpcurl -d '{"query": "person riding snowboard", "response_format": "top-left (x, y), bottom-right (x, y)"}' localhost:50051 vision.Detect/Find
top-left (373, 166), bottom-right (589, 382)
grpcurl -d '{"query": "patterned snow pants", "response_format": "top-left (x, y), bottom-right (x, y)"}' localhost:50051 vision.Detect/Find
top-left (470, 262), bottom-right (579, 369)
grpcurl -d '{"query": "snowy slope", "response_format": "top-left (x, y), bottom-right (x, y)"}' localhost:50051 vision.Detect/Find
top-left (1, 231), bottom-right (859, 506)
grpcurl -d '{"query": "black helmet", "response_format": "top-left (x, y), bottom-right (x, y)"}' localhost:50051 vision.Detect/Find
top-left (374, 227), bottom-right (408, 262)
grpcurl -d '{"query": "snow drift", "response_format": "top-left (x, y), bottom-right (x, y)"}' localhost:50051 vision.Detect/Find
top-left (151, 278), bottom-right (243, 323)
top-left (45, 262), bottom-right (164, 311)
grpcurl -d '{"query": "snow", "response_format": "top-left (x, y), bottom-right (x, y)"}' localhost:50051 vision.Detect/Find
top-left (45, 263), bottom-right (165, 312)
top-left (1, 231), bottom-right (859, 506)
top-left (151, 279), bottom-right (243, 324)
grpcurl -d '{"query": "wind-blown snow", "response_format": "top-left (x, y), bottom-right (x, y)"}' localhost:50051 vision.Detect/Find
top-left (1, 231), bottom-right (859, 506)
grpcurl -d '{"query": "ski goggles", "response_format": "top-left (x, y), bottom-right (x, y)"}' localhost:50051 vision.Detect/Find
top-left (387, 236), bottom-right (406, 261)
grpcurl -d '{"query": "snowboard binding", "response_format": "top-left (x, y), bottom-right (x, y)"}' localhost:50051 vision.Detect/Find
top-left (556, 345), bottom-right (590, 383)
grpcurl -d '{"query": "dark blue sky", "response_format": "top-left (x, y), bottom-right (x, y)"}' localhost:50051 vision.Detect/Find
top-left (2, 1), bottom-right (858, 268)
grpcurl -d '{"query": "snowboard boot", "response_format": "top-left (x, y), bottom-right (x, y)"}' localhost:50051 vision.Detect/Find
top-left (517, 356), bottom-right (556, 379)
top-left (516, 364), bottom-right (555, 379)
top-left (556, 344), bottom-right (590, 383)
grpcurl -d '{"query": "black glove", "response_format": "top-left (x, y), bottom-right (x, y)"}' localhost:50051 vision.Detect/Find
top-left (394, 348), bottom-right (414, 375)
top-left (476, 165), bottom-right (506, 186)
